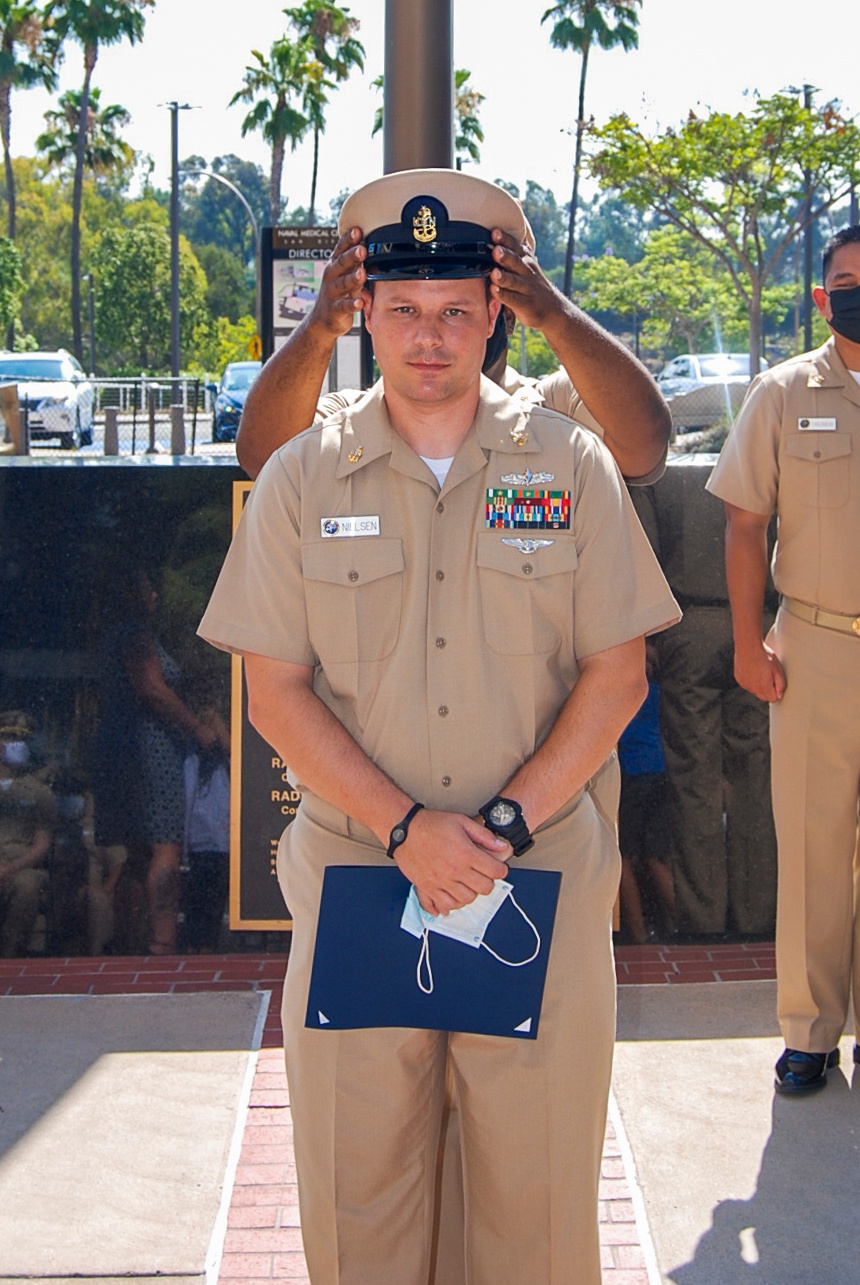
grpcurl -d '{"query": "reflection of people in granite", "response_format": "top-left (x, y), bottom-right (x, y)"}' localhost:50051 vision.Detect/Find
top-left (0, 711), bottom-right (55, 957)
top-left (631, 470), bottom-right (777, 938)
top-left (669, 1069), bottom-right (857, 1284)
top-left (91, 568), bottom-right (227, 954)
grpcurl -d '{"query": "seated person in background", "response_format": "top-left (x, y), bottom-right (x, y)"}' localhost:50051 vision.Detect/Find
top-left (237, 218), bottom-right (671, 486)
top-left (0, 711), bottom-right (55, 957)
top-left (617, 644), bottom-right (676, 944)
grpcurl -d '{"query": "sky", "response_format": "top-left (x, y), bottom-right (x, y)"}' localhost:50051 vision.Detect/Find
top-left (8, 0), bottom-right (860, 218)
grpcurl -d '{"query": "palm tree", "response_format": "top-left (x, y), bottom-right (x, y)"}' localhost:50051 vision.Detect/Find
top-left (371, 67), bottom-right (485, 168)
top-left (541, 0), bottom-right (641, 297)
top-left (231, 38), bottom-right (309, 226)
top-left (45, 0), bottom-right (153, 361)
top-left (283, 1), bottom-right (364, 224)
top-left (0, 2), bottom-right (56, 244)
top-left (36, 86), bottom-right (133, 176)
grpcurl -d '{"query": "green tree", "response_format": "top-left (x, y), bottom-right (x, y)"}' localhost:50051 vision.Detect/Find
top-left (231, 39), bottom-right (309, 225)
top-left (541, 0), bottom-right (640, 298)
top-left (44, 0), bottom-right (153, 362)
top-left (589, 90), bottom-right (860, 370)
top-left (92, 222), bottom-right (210, 372)
top-left (284, 0), bottom-right (364, 224)
top-left (372, 67), bottom-right (484, 169)
top-left (0, 2), bottom-right (56, 244)
top-left (0, 229), bottom-right (21, 329)
top-left (36, 85), bottom-right (134, 180)
top-left (180, 154), bottom-right (267, 262)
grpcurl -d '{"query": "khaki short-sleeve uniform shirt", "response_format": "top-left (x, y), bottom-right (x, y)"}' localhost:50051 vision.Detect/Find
top-left (707, 338), bottom-right (860, 614)
top-left (200, 377), bottom-right (678, 817)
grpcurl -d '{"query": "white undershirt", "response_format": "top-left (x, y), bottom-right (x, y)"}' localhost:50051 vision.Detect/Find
top-left (421, 455), bottom-right (455, 487)
top-left (849, 370), bottom-right (860, 386)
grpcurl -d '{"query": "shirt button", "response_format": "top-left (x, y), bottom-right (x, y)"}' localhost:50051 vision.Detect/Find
top-left (438, 705), bottom-right (449, 717)
top-left (522, 563), bottom-right (533, 575)
top-left (436, 570), bottom-right (445, 581)
top-left (436, 637), bottom-right (446, 648)
top-left (348, 570), bottom-right (359, 582)
top-left (436, 502), bottom-right (445, 514)
top-left (441, 776), bottom-right (452, 788)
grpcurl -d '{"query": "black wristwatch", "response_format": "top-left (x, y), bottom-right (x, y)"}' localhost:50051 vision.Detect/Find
top-left (387, 802), bottom-right (425, 859)
top-left (479, 796), bottom-right (534, 857)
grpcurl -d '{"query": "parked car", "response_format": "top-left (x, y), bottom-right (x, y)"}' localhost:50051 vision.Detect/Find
top-left (0, 350), bottom-right (94, 449)
top-left (655, 352), bottom-right (768, 431)
top-left (210, 360), bottom-right (261, 442)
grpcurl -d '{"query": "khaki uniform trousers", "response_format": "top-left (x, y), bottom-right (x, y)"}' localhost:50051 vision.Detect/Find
top-left (769, 606), bottom-right (860, 1052)
top-left (278, 790), bottom-right (620, 1285)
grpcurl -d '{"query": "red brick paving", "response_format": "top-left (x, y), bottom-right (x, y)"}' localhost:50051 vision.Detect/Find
top-left (0, 942), bottom-right (776, 1283)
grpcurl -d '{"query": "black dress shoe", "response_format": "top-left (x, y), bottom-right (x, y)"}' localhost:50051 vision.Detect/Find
top-left (774, 1047), bottom-right (839, 1095)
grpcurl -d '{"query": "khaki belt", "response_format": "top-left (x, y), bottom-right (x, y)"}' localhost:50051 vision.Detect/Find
top-left (781, 596), bottom-right (860, 637)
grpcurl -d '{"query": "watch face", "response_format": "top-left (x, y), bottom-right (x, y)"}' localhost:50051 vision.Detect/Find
top-left (489, 801), bottom-right (517, 827)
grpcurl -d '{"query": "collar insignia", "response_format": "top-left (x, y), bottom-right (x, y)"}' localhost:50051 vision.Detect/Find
top-left (510, 426), bottom-right (529, 447)
top-left (347, 447), bottom-right (363, 463)
top-left (501, 469), bottom-right (555, 485)
top-left (502, 538), bottom-right (555, 553)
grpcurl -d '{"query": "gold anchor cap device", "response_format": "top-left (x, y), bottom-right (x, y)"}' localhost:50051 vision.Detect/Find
top-left (339, 168), bottom-right (530, 281)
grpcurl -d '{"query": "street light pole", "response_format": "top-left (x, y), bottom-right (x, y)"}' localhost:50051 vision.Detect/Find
top-left (85, 272), bottom-right (96, 375)
top-left (179, 168), bottom-right (261, 335)
top-left (168, 101), bottom-right (192, 395)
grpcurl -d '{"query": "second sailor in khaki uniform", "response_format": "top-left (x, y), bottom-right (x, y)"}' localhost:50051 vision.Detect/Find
top-left (708, 225), bottom-right (860, 1093)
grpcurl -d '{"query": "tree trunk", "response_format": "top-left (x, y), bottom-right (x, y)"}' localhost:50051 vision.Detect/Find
top-left (270, 136), bottom-right (285, 225)
top-left (1, 81), bottom-right (15, 350)
top-left (563, 41), bottom-right (590, 300)
top-left (309, 123), bottom-right (319, 227)
top-left (748, 281), bottom-right (762, 377)
top-left (71, 54), bottom-right (96, 364)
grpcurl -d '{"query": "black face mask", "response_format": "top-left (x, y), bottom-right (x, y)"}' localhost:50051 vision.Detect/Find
top-left (828, 283), bottom-right (860, 343)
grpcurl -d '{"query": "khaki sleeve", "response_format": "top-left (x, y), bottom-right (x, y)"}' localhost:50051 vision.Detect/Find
top-left (198, 451), bottom-right (316, 665)
top-left (569, 433), bottom-right (680, 659)
top-left (706, 375), bottom-right (780, 516)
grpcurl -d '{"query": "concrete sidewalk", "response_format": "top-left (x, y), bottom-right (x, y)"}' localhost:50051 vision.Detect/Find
top-left (3, 954), bottom-right (856, 1285)
top-left (0, 991), bottom-right (267, 1285)
top-left (613, 980), bottom-right (859, 1284)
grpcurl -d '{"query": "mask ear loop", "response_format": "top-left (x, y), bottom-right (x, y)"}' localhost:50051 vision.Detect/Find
top-left (417, 928), bottom-right (434, 994)
top-left (480, 892), bottom-right (541, 967)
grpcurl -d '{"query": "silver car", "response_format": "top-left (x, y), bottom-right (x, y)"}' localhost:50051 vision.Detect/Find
top-left (0, 350), bottom-right (94, 449)
top-left (656, 352), bottom-right (768, 432)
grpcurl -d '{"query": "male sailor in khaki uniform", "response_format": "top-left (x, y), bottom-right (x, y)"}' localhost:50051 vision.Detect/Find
top-left (708, 224), bottom-right (860, 1094)
top-left (200, 169), bottom-right (679, 1284)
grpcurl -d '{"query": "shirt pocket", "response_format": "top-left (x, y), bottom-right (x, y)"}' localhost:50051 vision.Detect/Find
top-left (784, 433), bottom-right (852, 508)
top-left (476, 531), bottom-right (578, 656)
top-left (302, 538), bottom-right (405, 663)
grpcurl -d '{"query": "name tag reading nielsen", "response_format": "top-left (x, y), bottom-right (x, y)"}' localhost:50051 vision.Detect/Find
top-left (798, 417), bottom-right (837, 431)
top-left (320, 515), bottom-right (381, 538)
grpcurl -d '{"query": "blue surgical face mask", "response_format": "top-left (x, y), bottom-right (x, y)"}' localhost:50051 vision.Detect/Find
top-left (400, 880), bottom-right (540, 994)
top-left (1, 740), bottom-right (30, 769)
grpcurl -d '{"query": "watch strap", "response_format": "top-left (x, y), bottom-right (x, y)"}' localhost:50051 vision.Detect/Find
top-left (387, 802), bottom-right (425, 859)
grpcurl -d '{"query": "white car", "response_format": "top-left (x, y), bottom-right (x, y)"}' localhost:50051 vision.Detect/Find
top-left (0, 349), bottom-right (94, 449)
top-left (656, 352), bottom-right (768, 431)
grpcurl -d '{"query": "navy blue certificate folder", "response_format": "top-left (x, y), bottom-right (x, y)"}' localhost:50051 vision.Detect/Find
top-left (305, 865), bottom-right (562, 1039)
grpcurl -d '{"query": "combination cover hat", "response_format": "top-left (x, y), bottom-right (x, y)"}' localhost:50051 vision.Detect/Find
top-left (339, 168), bottom-right (530, 279)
